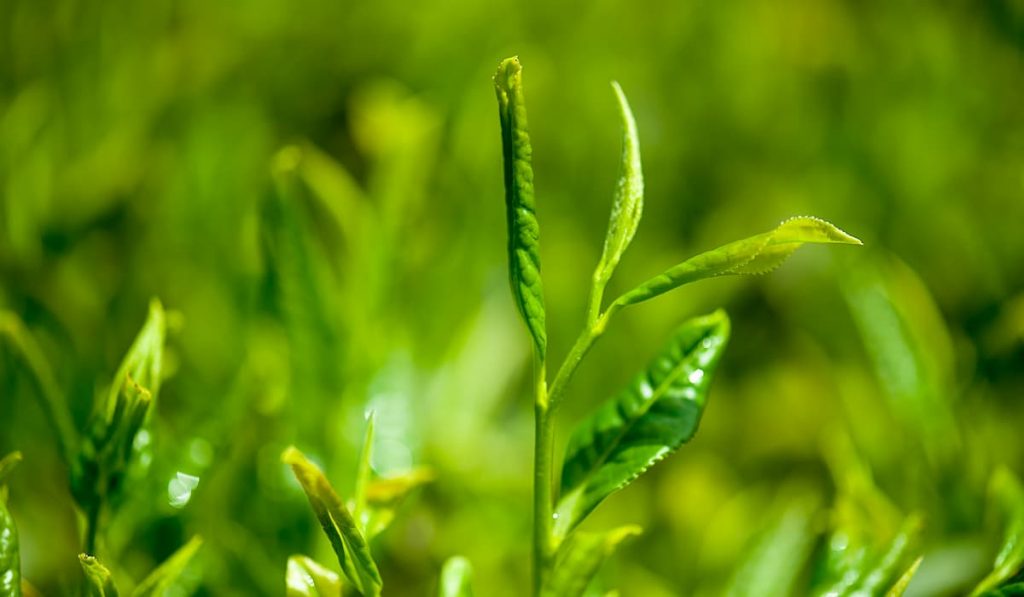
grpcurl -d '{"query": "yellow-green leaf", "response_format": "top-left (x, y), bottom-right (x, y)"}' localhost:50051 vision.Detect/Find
top-left (541, 526), bottom-right (640, 597)
top-left (287, 555), bottom-right (342, 597)
top-left (555, 311), bottom-right (730, 536)
top-left (283, 447), bottom-right (382, 596)
top-left (886, 556), bottom-right (923, 597)
top-left (80, 554), bottom-right (120, 597)
top-left (972, 468), bottom-right (1024, 597)
top-left (593, 82), bottom-right (643, 289)
top-left (438, 556), bottom-right (473, 597)
top-left (616, 217), bottom-right (861, 307)
top-left (494, 56), bottom-right (546, 359)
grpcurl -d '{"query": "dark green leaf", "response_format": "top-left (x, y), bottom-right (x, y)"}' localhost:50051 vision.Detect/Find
top-left (555, 311), bottom-right (730, 536)
top-left (0, 452), bottom-right (21, 487)
top-left (80, 554), bottom-right (120, 597)
top-left (131, 535), bottom-right (202, 597)
top-left (286, 555), bottom-right (342, 597)
top-left (542, 526), bottom-right (640, 597)
top-left (283, 447), bottom-right (382, 596)
top-left (494, 56), bottom-right (546, 359)
top-left (616, 217), bottom-right (861, 307)
top-left (593, 82), bottom-right (643, 289)
top-left (438, 556), bottom-right (473, 597)
top-left (981, 583), bottom-right (1024, 597)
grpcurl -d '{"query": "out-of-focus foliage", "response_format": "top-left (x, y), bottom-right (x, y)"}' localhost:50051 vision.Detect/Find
top-left (1, 0), bottom-right (1022, 594)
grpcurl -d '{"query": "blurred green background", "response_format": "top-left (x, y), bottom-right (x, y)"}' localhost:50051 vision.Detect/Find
top-left (2, 0), bottom-right (1023, 595)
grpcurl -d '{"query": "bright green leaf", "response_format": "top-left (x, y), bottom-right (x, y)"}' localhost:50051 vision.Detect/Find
top-left (353, 413), bottom-right (376, 530)
top-left (362, 468), bottom-right (434, 540)
top-left (106, 299), bottom-right (167, 421)
top-left (131, 535), bottom-right (202, 597)
top-left (615, 217), bottom-right (861, 307)
top-left (287, 554), bottom-right (342, 597)
top-left (542, 526), bottom-right (640, 597)
top-left (438, 556), bottom-right (473, 597)
top-left (80, 554), bottom-right (120, 597)
top-left (555, 310), bottom-right (730, 536)
top-left (726, 493), bottom-right (820, 597)
top-left (494, 56), bottom-right (546, 359)
top-left (283, 447), bottom-right (382, 596)
top-left (1, 452), bottom-right (22, 597)
top-left (593, 81), bottom-right (643, 290)
top-left (972, 468), bottom-right (1024, 596)
top-left (886, 556), bottom-right (923, 597)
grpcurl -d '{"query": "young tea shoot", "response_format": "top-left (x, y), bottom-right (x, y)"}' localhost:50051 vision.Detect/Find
top-left (492, 55), bottom-right (862, 596)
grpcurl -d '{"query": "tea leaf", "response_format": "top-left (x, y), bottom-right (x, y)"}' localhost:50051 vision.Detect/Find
top-left (886, 556), bottom-right (923, 597)
top-left (0, 452), bottom-right (21, 486)
top-left (131, 535), bottom-right (202, 597)
top-left (615, 217), bottom-right (861, 307)
top-left (438, 556), bottom-right (473, 597)
top-left (541, 526), bottom-right (640, 597)
top-left (363, 468), bottom-right (434, 539)
top-left (592, 82), bottom-right (643, 291)
top-left (555, 311), bottom-right (730, 536)
top-left (726, 493), bottom-right (819, 597)
top-left (494, 56), bottom-right (546, 359)
top-left (0, 496), bottom-right (19, 597)
top-left (283, 447), bottom-right (382, 596)
top-left (353, 413), bottom-right (376, 529)
top-left (106, 299), bottom-right (167, 421)
top-left (80, 554), bottom-right (120, 597)
top-left (979, 583), bottom-right (1024, 597)
top-left (287, 555), bottom-right (343, 597)
top-left (972, 468), bottom-right (1024, 596)
top-left (815, 514), bottom-right (921, 597)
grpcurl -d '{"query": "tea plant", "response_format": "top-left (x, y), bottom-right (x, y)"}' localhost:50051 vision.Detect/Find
top-left (492, 56), bottom-right (862, 595)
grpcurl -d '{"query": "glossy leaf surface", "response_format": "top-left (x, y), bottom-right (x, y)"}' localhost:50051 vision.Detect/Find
top-left (80, 555), bottom-right (120, 597)
top-left (131, 535), bottom-right (203, 597)
top-left (283, 447), bottom-right (382, 596)
top-left (541, 526), bottom-right (640, 597)
top-left (593, 82), bottom-right (643, 288)
top-left (494, 56), bottom-right (546, 358)
top-left (555, 311), bottom-right (730, 536)
top-left (616, 217), bottom-right (861, 307)
top-left (287, 555), bottom-right (342, 597)
top-left (438, 556), bottom-right (474, 597)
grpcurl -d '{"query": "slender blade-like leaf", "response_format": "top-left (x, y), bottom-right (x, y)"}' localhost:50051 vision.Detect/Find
top-left (80, 554), bottom-right (120, 597)
top-left (972, 468), bottom-right (1024, 597)
top-left (438, 556), bottom-right (474, 597)
top-left (886, 556), bottom-right (923, 597)
top-left (283, 447), bottom-right (382, 596)
top-left (980, 583), bottom-right (1024, 597)
top-left (593, 82), bottom-right (643, 288)
top-left (353, 413), bottom-right (376, 529)
top-left (541, 526), bottom-right (640, 597)
top-left (494, 56), bottom-right (546, 359)
top-left (616, 217), bottom-right (861, 307)
top-left (287, 555), bottom-right (343, 597)
top-left (131, 535), bottom-right (202, 597)
top-left (555, 311), bottom-right (730, 535)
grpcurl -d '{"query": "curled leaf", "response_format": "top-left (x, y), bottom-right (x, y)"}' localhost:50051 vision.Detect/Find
top-left (541, 526), bottom-right (640, 597)
top-left (283, 447), bottom-right (382, 596)
top-left (616, 217), bottom-right (861, 307)
top-left (80, 554), bottom-right (120, 597)
top-left (593, 82), bottom-right (643, 289)
top-left (555, 311), bottom-right (730, 536)
top-left (494, 56), bottom-right (547, 359)
top-left (287, 554), bottom-right (342, 597)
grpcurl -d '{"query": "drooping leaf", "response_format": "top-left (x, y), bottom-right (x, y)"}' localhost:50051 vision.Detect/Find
top-left (541, 526), bottom-right (640, 597)
top-left (615, 217), bottom-right (861, 307)
top-left (283, 447), bottom-right (382, 596)
top-left (886, 556), bottom-right (923, 597)
top-left (494, 56), bottom-right (546, 359)
top-left (438, 556), bottom-right (474, 597)
top-left (726, 492), bottom-right (820, 597)
top-left (286, 555), bottom-right (343, 597)
top-left (131, 535), bottom-right (202, 597)
top-left (555, 311), bottom-right (730, 536)
top-left (592, 81), bottom-right (643, 289)
top-left (80, 554), bottom-right (120, 597)
top-left (972, 468), bottom-right (1024, 596)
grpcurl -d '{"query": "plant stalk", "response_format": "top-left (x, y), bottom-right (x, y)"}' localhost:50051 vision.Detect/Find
top-left (532, 355), bottom-right (552, 595)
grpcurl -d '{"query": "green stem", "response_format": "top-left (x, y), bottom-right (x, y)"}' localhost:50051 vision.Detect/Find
top-left (84, 500), bottom-right (100, 556)
top-left (532, 356), bottom-right (552, 595)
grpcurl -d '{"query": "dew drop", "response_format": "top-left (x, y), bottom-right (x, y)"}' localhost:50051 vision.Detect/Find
top-left (688, 369), bottom-right (705, 384)
top-left (168, 472), bottom-right (200, 509)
